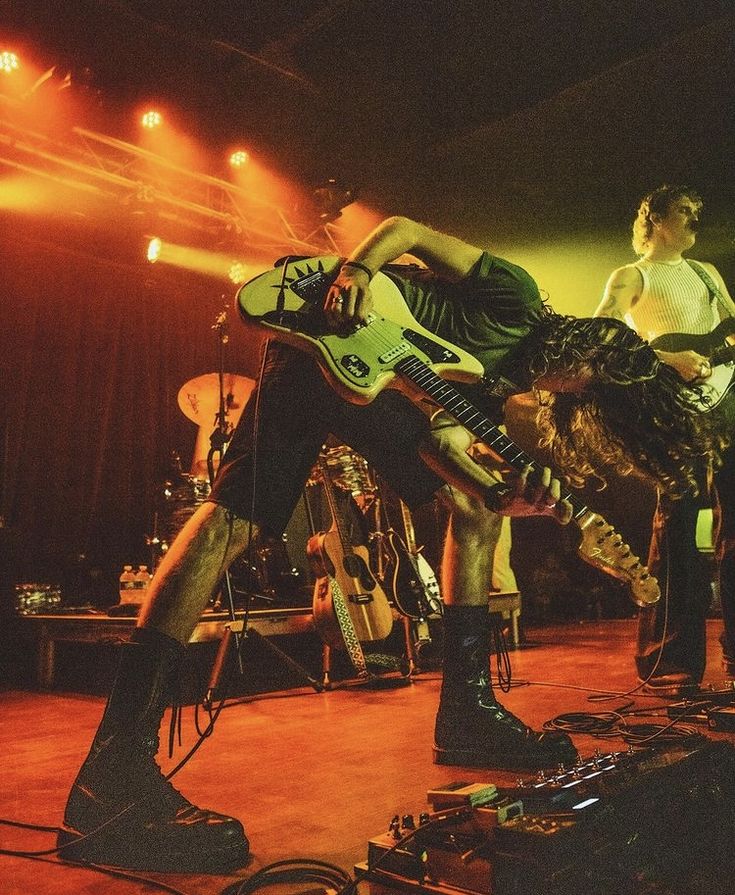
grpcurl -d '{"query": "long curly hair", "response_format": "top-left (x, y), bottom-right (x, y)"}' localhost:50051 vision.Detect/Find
top-left (525, 313), bottom-right (722, 495)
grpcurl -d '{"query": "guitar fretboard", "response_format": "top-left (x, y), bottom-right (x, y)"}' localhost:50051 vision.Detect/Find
top-left (395, 354), bottom-right (588, 519)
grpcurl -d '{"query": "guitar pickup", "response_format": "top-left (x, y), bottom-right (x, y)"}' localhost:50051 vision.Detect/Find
top-left (349, 594), bottom-right (374, 604)
top-left (340, 354), bottom-right (370, 378)
top-left (378, 342), bottom-right (410, 364)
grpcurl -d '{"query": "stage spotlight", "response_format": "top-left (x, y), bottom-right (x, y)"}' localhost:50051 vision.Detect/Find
top-left (141, 109), bottom-right (162, 129)
top-left (228, 261), bottom-right (248, 284)
top-left (0, 52), bottom-right (19, 74)
top-left (229, 150), bottom-right (249, 168)
top-left (146, 237), bottom-right (162, 263)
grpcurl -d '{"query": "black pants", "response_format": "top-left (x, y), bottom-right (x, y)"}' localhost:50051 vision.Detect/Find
top-left (636, 428), bottom-right (735, 682)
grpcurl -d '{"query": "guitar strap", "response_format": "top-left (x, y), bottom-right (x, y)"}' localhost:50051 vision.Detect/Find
top-left (687, 260), bottom-right (735, 431)
top-left (327, 574), bottom-right (371, 679)
top-left (686, 260), bottom-right (735, 320)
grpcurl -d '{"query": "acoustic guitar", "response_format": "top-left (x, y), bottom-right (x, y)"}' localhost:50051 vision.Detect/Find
top-left (307, 455), bottom-right (394, 649)
top-left (650, 317), bottom-right (735, 409)
top-left (238, 256), bottom-right (660, 608)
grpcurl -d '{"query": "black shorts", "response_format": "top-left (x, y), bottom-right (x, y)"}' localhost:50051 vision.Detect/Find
top-left (209, 343), bottom-right (445, 534)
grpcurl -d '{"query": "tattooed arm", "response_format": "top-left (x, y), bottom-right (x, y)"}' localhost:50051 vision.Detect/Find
top-left (595, 263), bottom-right (710, 382)
top-left (593, 264), bottom-right (642, 320)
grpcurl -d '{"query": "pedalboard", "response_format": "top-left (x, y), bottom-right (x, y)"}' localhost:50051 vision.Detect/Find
top-left (356, 740), bottom-right (735, 895)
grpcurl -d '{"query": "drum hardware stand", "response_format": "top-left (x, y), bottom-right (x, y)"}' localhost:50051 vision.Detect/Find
top-left (205, 308), bottom-right (323, 706)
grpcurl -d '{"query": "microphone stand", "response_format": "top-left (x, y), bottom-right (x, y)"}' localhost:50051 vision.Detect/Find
top-left (205, 305), bottom-right (244, 705)
top-left (204, 306), bottom-right (322, 706)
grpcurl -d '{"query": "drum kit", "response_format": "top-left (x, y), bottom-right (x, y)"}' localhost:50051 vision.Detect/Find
top-left (153, 368), bottom-right (439, 631)
top-left (154, 370), bottom-right (382, 608)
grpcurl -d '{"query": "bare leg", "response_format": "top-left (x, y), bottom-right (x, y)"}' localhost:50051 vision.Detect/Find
top-left (139, 501), bottom-right (258, 644)
top-left (420, 415), bottom-right (577, 770)
top-left (438, 484), bottom-right (502, 605)
top-left (59, 500), bottom-right (255, 871)
top-left (417, 412), bottom-right (505, 604)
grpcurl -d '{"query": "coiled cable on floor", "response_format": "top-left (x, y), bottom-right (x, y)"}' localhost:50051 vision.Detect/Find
top-left (222, 858), bottom-right (353, 895)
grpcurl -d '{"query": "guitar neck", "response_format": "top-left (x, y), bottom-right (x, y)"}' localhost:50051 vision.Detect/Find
top-left (394, 355), bottom-right (589, 519)
top-left (710, 343), bottom-right (735, 367)
top-left (318, 457), bottom-right (352, 550)
top-left (398, 499), bottom-right (419, 553)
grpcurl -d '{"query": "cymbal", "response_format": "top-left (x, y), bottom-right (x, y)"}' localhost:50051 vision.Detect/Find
top-left (177, 373), bottom-right (255, 426)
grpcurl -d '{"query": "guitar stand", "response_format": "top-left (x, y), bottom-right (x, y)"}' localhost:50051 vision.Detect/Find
top-left (242, 626), bottom-right (324, 692)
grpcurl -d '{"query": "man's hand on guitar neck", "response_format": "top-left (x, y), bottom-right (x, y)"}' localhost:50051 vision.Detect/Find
top-left (487, 464), bottom-right (573, 525)
top-left (325, 263), bottom-right (374, 328)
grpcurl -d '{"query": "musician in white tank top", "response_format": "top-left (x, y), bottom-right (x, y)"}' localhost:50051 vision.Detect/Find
top-left (628, 258), bottom-right (716, 342)
top-left (595, 187), bottom-right (731, 385)
top-left (595, 185), bottom-right (735, 695)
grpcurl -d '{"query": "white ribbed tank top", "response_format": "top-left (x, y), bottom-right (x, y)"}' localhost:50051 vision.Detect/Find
top-left (628, 258), bottom-right (716, 342)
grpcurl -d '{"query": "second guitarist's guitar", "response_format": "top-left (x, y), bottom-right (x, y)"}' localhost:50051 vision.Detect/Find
top-left (239, 256), bottom-right (660, 607)
top-left (650, 317), bottom-right (735, 409)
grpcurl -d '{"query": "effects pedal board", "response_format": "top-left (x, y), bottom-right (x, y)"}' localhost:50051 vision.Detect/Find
top-left (356, 740), bottom-right (735, 895)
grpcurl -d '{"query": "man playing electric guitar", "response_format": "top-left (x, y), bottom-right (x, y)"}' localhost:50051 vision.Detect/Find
top-left (596, 184), bottom-right (735, 695)
top-left (59, 214), bottom-right (718, 872)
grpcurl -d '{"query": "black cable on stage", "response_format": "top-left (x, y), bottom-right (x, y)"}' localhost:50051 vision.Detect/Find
top-left (220, 807), bottom-right (474, 895)
top-left (222, 857), bottom-right (353, 895)
top-left (491, 619), bottom-right (513, 693)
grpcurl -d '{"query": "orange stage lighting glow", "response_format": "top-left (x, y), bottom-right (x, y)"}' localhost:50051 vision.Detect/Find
top-left (0, 52), bottom-right (20, 74)
top-left (142, 239), bottom-right (266, 281)
top-left (141, 109), bottom-right (162, 129)
top-left (229, 150), bottom-right (249, 168)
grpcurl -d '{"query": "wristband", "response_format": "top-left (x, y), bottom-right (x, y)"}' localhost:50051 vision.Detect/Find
top-left (341, 260), bottom-right (374, 280)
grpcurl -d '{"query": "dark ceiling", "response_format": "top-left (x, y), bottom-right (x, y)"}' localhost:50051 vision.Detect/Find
top-left (4, 0), bottom-right (733, 191)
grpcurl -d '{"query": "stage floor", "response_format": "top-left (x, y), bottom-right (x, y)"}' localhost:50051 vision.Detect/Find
top-left (2, 618), bottom-right (734, 895)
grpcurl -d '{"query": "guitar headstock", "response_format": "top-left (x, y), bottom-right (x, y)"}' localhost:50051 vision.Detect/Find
top-left (575, 511), bottom-right (660, 607)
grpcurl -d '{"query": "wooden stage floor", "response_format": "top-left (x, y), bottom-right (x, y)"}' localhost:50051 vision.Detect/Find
top-left (2, 618), bottom-right (734, 895)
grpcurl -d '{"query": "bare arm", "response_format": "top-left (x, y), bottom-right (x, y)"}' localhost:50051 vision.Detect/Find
top-left (593, 265), bottom-right (641, 320)
top-left (325, 216), bottom-right (484, 325)
top-left (596, 263), bottom-right (710, 382)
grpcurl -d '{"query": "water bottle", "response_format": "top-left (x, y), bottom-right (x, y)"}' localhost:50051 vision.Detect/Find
top-left (118, 565), bottom-right (136, 604)
top-left (133, 564), bottom-right (151, 603)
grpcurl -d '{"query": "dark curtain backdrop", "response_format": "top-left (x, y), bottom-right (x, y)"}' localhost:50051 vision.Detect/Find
top-left (1, 222), bottom-right (265, 604)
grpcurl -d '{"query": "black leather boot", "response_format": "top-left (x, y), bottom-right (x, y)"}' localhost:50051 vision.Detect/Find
top-left (58, 628), bottom-right (250, 872)
top-left (433, 605), bottom-right (578, 770)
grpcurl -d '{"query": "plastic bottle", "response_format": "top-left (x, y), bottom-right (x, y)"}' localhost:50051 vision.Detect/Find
top-left (119, 564), bottom-right (136, 604)
top-left (133, 564), bottom-right (151, 603)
